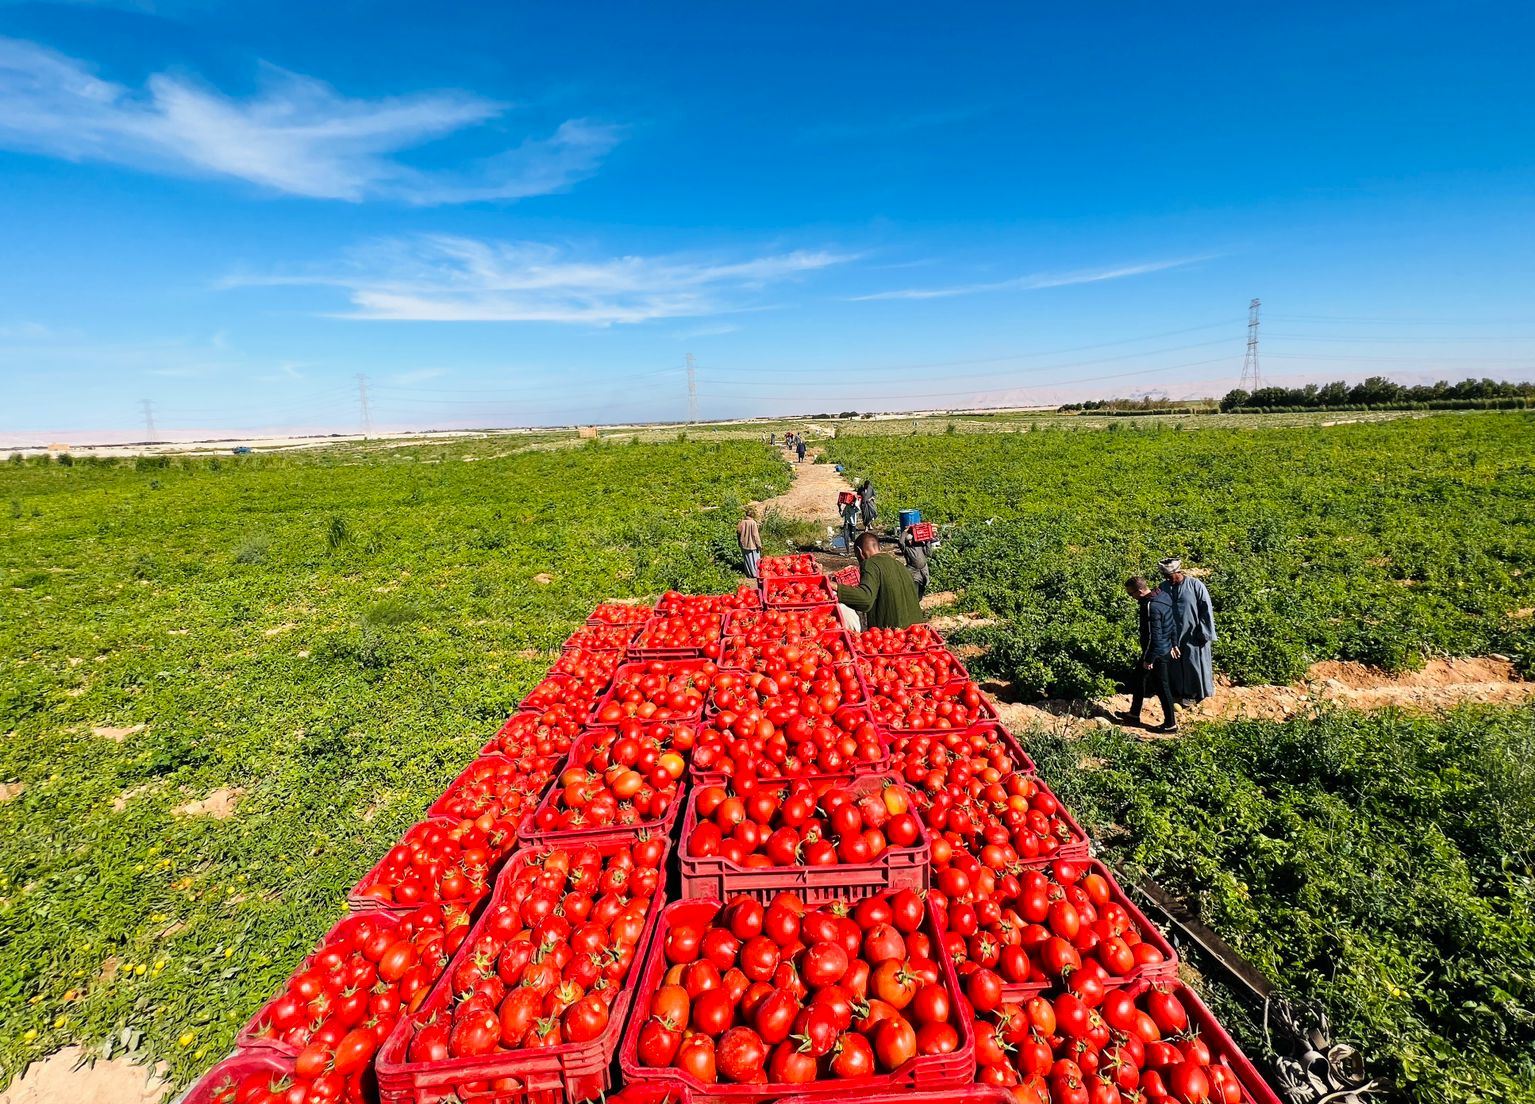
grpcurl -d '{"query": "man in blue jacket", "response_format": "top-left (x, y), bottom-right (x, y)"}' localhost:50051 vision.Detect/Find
top-left (1115, 575), bottom-right (1181, 733)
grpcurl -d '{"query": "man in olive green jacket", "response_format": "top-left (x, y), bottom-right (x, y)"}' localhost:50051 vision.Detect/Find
top-left (835, 532), bottom-right (926, 630)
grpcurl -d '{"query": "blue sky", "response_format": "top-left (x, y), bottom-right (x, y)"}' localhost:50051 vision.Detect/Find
top-left (2, 1), bottom-right (1533, 440)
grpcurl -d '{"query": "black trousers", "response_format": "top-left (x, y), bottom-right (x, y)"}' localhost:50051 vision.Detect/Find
top-left (1130, 656), bottom-right (1177, 726)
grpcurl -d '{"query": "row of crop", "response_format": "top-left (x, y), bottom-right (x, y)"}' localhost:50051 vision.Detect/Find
top-left (180, 553), bottom-right (1279, 1104)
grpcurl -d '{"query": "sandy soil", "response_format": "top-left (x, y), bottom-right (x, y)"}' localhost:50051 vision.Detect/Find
top-left (756, 446), bottom-right (853, 526)
top-left (986, 656), bottom-right (1534, 738)
top-left (0, 1049), bottom-right (169, 1104)
top-left (173, 787), bottom-right (245, 819)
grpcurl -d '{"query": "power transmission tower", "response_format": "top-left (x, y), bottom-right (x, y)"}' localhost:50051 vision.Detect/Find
top-left (355, 373), bottom-right (373, 438)
top-left (685, 353), bottom-right (698, 423)
top-left (139, 398), bottom-right (157, 442)
top-left (1240, 298), bottom-right (1262, 391)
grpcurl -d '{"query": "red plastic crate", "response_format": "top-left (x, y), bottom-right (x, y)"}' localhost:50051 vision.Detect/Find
top-left (852, 624), bottom-right (946, 655)
top-left (762, 574), bottom-right (836, 607)
top-left (517, 727), bottom-right (689, 847)
top-left (870, 678), bottom-right (1000, 735)
top-left (375, 839), bottom-right (669, 1104)
top-left (706, 659), bottom-right (870, 715)
top-left (758, 553), bottom-right (819, 577)
top-left (717, 629), bottom-right (855, 672)
top-left (630, 613), bottom-right (726, 659)
top-left (563, 623), bottom-right (641, 652)
top-left (689, 706), bottom-right (890, 787)
top-left (551, 647), bottom-right (623, 681)
top-left (519, 672), bottom-right (608, 715)
top-left (480, 706), bottom-right (584, 758)
top-left (679, 774), bottom-right (930, 904)
top-left (180, 1051), bottom-right (304, 1104)
top-left (907, 521), bottom-right (936, 543)
top-left (592, 658), bottom-right (719, 725)
top-left (428, 754), bottom-right (557, 822)
top-left (721, 605), bottom-right (841, 638)
top-left (988, 859), bottom-right (1178, 1000)
top-left (832, 564), bottom-right (860, 587)
top-left (857, 649), bottom-right (970, 692)
top-left (618, 896), bottom-right (975, 1104)
top-left (655, 586), bottom-right (761, 616)
top-left (890, 721), bottom-right (1037, 778)
top-left (348, 816), bottom-right (509, 914)
top-left (587, 602), bottom-right (653, 627)
top-left (1116, 980), bottom-right (1285, 1104)
top-left (237, 911), bottom-right (410, 1053)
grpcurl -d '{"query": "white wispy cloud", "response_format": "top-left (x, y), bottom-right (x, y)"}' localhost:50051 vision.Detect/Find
top-left (672, 323), bottom-right (741, 340)
top-left (0, 37), bottom-right (620, 203)
top-left (225, 236), bottom-right (855, 325)
top-left (850, 256), bottom-right (1210, 302)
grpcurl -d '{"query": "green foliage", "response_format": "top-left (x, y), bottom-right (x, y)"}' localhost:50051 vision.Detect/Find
top-left (828, 413), bottom-right (1535, 696)
top-left (0, 436), bottom-right (787, 1088)
top-left (1025, 706), bottom-right (1535, 1104)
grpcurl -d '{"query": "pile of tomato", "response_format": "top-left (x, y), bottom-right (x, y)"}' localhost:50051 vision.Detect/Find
top-left (971, 982), bottom-right (1251, 1104)
top-left (931, 857), bottom-right (1171, 988)
top-left (563, 623), bottom-right (640, 651)
top-left (551, 647), bottom-right (623, 681)
top-left (686, 777), bottom-right (923, 868)
top-left (632, 890), bottom-right (967, 1084)
top-left (435, 756), bottom-right (560, 823)
top-left (762, 575), bottom-right (834, 605)
top-left (241, 905), bottom-right (471, 1093)
top-left (189, 575), bottom-right (1276, 1104)
top-left (588, 602), bottom-right (653, 626)
top-left (594, 660), bottom-right (720, 723)
top-left (483, 704), bottom-right (583, 758)
top-left (854, 624), bottom-right (945, 654)
top-left (352, 815), bottom-right (520, 909)
top-left (655, 585), bottom-right (760, 615)
top-left (693, 703), bottom-right (885, 780)
top-left (524, 722), bottom-right (691, 835)
top-left (758, 553), bottom-right (818, 576)
top-left (523, 671), bottom-right (609, 713)
top-left (871, 678), bottom-right (990, 731)
top-left (710, 664), bottom-right (866, 715)
top-left (860, 649), bottom-right (968, 692)
top-left (400, 843), bottom-right (665, 1082)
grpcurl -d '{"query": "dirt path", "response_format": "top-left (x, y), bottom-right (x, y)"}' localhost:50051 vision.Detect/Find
top-left (983, 656), bottom-right (1534, 738)
top-left (757, 445), bottom-right (852, 526)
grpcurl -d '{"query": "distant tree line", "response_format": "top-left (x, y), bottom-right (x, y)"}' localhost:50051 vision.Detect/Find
top-left (1058, 397), bottom-right (1211, 414)
top-left (1220, 376), bottom-right (1535, 413)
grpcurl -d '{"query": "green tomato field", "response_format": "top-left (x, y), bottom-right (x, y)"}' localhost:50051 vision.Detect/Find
top-left (827, 411), bottom-right (1535, 696)
top-left (1, 412), bottom-right (1533, 1103)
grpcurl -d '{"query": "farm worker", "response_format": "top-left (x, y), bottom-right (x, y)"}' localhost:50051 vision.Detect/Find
top-left (769, 432), bottom-right (776, 446)
top-left (858, 480), bottom-right (878, 529)
top-left (796, 437), bottom-right (808, 463)
top-left (1114, 575), bottom-right (1181, 733)
top-left (1159, 557), bottom-right (1217, 704)
top-left (737, 507), bottom-right (762, 579)
top-left (835, 532), bottom-right (925, 631)
top-left (896, 525), bottom-right (931, 598)
top-left (840, 497), bottom-right (860, 551)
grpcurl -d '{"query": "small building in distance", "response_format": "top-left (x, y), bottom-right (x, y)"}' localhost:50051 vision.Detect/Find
top-left (577, 426), bottom-right (599, 439)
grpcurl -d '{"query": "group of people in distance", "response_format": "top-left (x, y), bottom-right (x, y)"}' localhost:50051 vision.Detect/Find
top-left (1118, 558), bottom-right (1217, 733)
